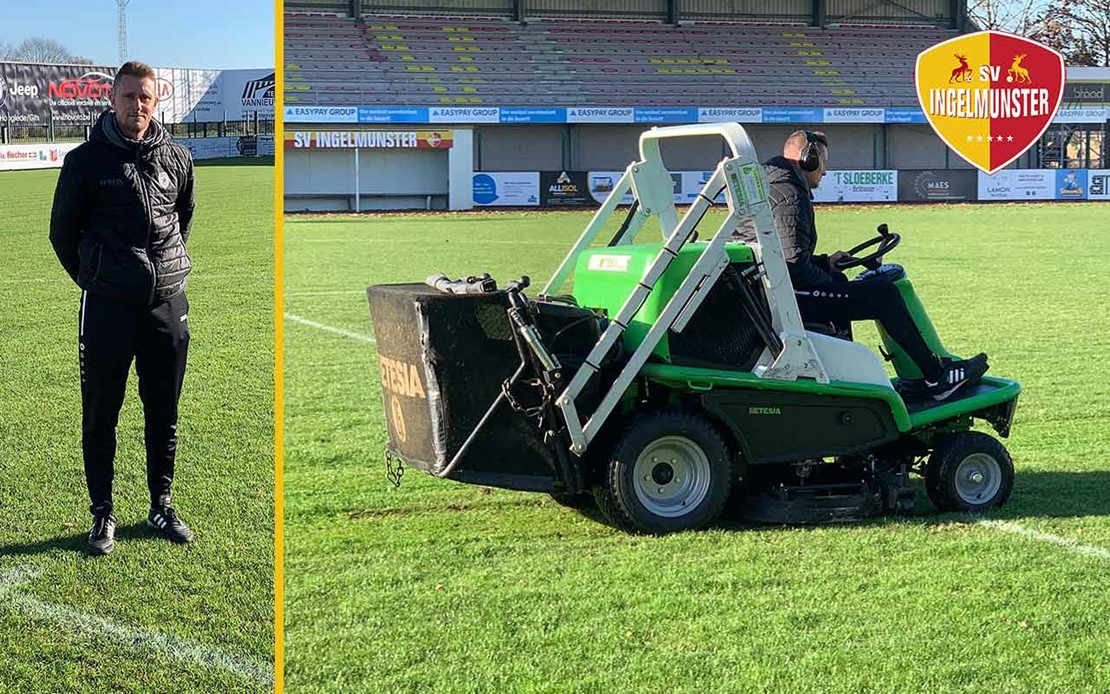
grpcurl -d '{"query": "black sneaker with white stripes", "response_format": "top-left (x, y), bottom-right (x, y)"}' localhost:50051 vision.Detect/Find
top-left (926, 354), bottom-right (990, 401)
top-left (147, 504), bottom-right (194, 544)
top-left (88, 508), bottom-right (116, 556)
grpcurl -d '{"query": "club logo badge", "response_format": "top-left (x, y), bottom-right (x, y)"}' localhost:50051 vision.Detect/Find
top-left (915, 31), bottom-right (1065, 174)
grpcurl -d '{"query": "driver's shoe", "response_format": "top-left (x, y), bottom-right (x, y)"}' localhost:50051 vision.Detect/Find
top-left (926, 354), bottom-right (989, 401)
top-left (148, 503), bottom-right (194, 544)
top-left (88, 506), bottom-right (116, 556)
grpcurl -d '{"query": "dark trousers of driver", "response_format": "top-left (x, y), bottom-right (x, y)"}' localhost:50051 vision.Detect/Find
top-left (79, 290), bottom-right (190, 511)
top-left (795, 278), bottom-right (944, 382)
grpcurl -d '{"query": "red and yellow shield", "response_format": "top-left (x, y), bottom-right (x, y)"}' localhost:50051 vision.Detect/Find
top-left (915, 31), bottom-right (1065, 174)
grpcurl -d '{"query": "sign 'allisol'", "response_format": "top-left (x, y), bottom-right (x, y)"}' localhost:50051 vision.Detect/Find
top-left (915, 30), bottom-right (1065, 174)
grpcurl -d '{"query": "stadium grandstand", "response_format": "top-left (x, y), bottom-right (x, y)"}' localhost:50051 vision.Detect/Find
top-left (283, 0), bottom-right (1109, 211)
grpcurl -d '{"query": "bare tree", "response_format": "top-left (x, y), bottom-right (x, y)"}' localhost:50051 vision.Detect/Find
top-left (966, 0), bottom-right (1104, 66)
top-left (0, 37), bottom-right (93, 64)
top-left (966, 0), bottom-right (1050, 33)
top-left (1028, 13), bottom-right (1097, 67)
top-left (1058, 0), bottom-right (1110, 67)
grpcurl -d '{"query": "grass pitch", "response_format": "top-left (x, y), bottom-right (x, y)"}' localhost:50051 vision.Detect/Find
top-left (0, 160), bottom-right (274, 693)
top-left (285, 203), bottom-right (1110, 693)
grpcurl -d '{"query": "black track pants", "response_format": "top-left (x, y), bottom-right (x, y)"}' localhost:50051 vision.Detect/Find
top-left (794, 278), bottom-right (943, 381)
top-left (79, 290), bottom-right (189, 510)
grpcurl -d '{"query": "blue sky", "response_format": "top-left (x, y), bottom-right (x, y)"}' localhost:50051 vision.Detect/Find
top-left (2, 0), bottom-right (275, 70)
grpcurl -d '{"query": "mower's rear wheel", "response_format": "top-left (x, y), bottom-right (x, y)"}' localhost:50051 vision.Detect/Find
top-left (925, 431), bottom-right (1014, 512)
top-left (594, 411), bottom-right (732, 534)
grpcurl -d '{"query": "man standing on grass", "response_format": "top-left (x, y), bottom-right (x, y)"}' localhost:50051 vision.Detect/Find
top-left (50, 60), bottom-right (196, 555)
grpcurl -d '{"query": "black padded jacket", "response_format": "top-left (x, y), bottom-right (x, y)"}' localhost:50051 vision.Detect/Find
top-left (734, 156), bottom-right (835, 291)
top-left (50, 110), bottom-right (195, 305)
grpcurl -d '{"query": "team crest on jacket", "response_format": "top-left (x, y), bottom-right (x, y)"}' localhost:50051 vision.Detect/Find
top-left (915, 31), bottom-right (1065, 174)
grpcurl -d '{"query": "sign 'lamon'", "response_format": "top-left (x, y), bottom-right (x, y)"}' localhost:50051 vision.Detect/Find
top-left (915, 31), bottom-right (1065, 174)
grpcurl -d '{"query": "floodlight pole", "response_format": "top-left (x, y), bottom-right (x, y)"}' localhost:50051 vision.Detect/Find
top-left (116, 0), bottom-right (131, 64)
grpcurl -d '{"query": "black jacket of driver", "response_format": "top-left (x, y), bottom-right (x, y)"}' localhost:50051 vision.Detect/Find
top-left (50, 110), bottom-right (195, 306)
top-left (734, 156), bottom-right (836, 291)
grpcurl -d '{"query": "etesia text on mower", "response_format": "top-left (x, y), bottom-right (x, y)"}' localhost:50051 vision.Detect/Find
top-left (927, 87), bottom-right (1050, 119)
top-left (379, 355), bottom-right (426, 399)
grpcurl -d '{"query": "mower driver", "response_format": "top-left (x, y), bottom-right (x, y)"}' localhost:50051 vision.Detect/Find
top-left (734, 130), bottom-right (987, 401)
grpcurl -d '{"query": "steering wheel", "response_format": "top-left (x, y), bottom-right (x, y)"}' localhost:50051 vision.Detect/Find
top-left (834, 223), bottom-right (901, 271)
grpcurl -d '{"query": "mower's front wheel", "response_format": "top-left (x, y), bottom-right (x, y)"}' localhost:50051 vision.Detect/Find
top-left (594, 411), bottom-right (732, 534)
top-left (925, 431), bottom-right (1014, 512)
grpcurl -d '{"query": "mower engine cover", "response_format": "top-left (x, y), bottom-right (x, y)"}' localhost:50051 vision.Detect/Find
top-left (367, 283), bottom-right (606, 492)
top-left (573, 241), bottom-right (768, 370)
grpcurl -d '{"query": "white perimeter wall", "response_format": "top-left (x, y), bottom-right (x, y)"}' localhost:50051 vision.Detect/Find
top-left (284, 129), bottom-right (473, 211)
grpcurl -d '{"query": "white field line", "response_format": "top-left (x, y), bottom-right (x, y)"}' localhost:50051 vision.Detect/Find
top-left (284, 312), bottom-right (375, 344)
top-left (979, 520), bottom-right (1110, 562)
top-left (0, 567), bottom-right (272, 686)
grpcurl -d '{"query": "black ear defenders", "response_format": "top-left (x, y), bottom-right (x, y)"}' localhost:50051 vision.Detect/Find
top-left (799, 131), bottom-right (823, 172)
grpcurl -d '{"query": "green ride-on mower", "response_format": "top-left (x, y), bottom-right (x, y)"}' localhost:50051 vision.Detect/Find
top-left (368, 123), bottom-right (1020, 534)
